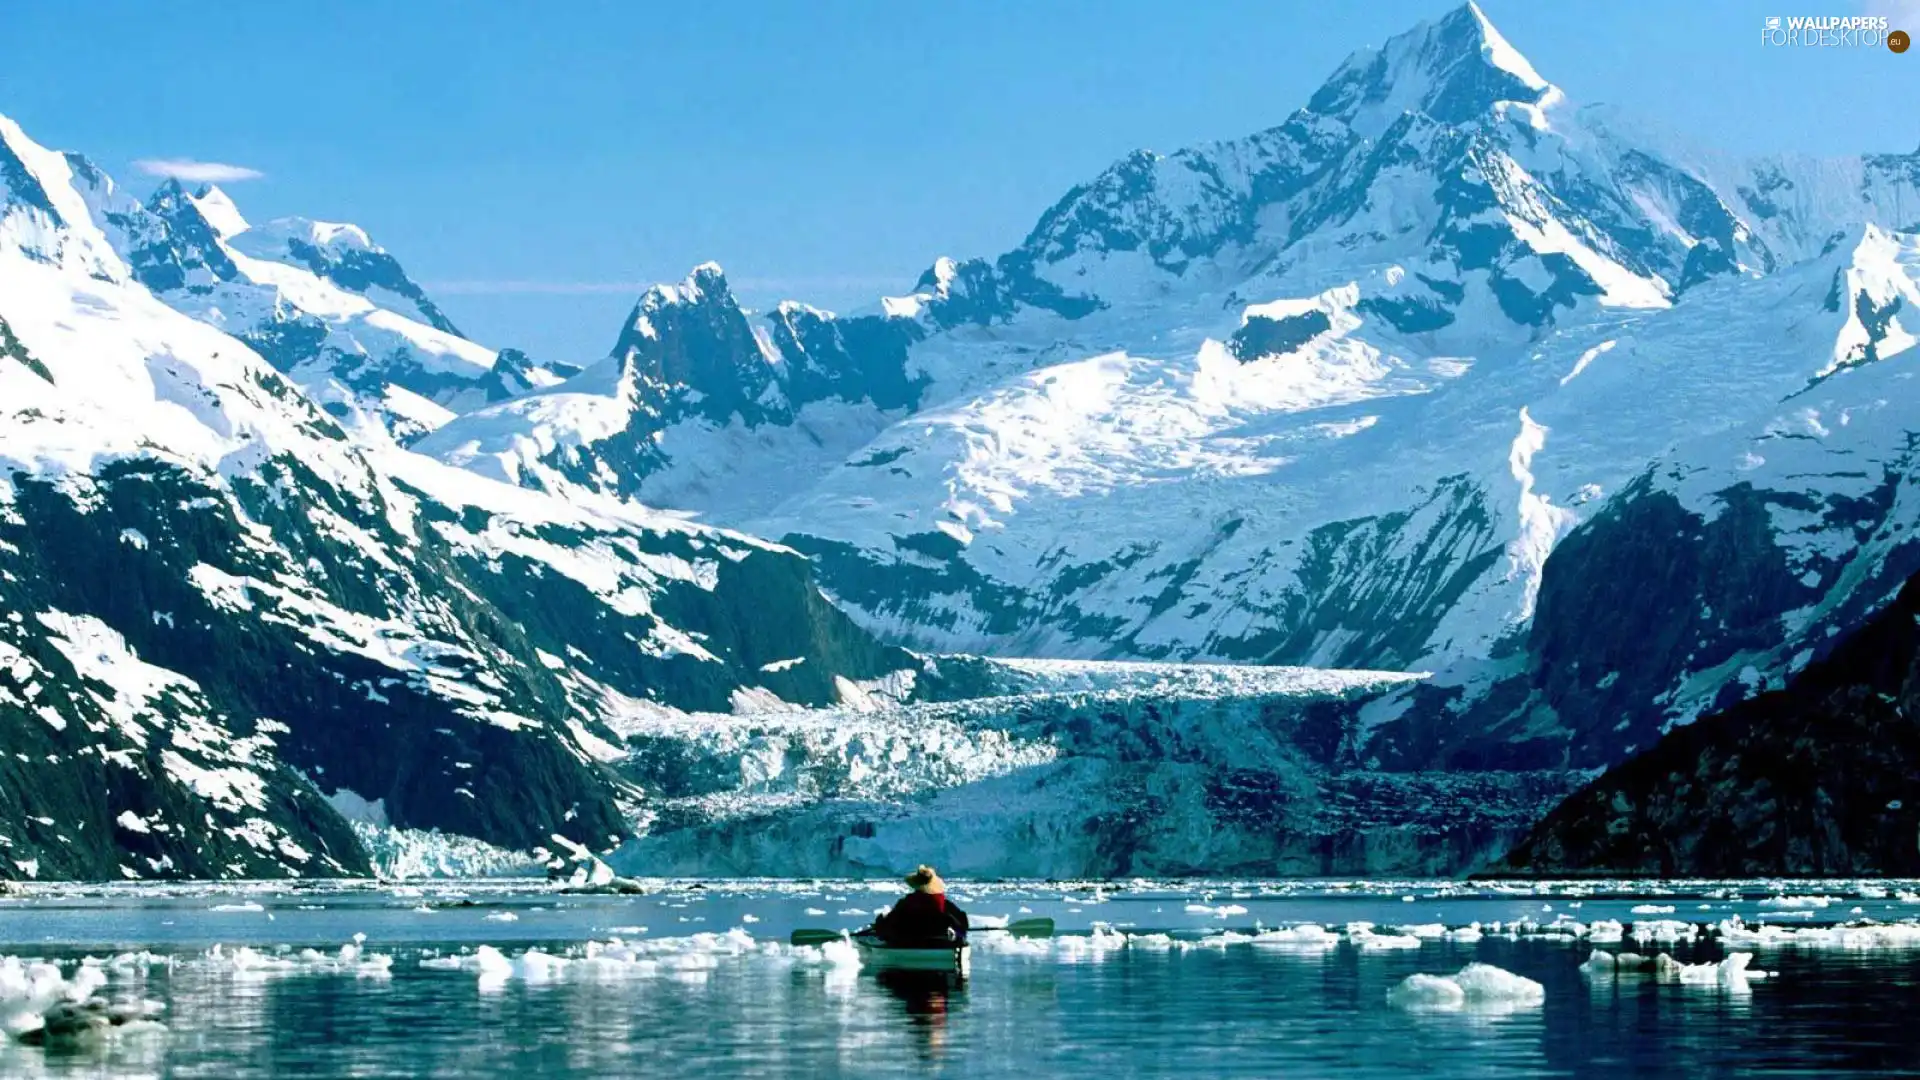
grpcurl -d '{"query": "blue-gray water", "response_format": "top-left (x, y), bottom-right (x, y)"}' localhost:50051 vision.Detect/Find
top-left (3, 880), bottom-right (1918, 1077)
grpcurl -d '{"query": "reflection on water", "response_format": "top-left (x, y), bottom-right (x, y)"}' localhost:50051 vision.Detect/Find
top-left (874, 968), bottom-right (966, 1064)
top-left (4, 883), bottom-right (1920, 1077)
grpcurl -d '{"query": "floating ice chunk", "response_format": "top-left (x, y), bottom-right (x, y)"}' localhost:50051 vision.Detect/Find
top-left (0, 956), bottom-right (168, 1046)
top-left (1717, 917), bottom-right (1920, 949)
top-left (1443, 925), bottom-right (1485, 943)
top-left (1389, 963), bottom-right (1545, 1011)
top-left (811, 938), bottom-right (862, 970)
top-left (512, 949), bottom-right (569, 982)
top-left (1629, 920), bottom-right (1697, 944)
top-left (1586, 920), bottom-right (1625, 943)
top-left (804, 908), bottom-right (827, 917)
top-left (1043, 927), bottom-right (1128, 958)
top-left (1389, 973), bottom-right (1465, 1008)
top-left (1580, 949), bottom-right (1649, 976)
top-left (1653, 951), bottom-right (1754, 988)
top-left (1349, 926), bottom-right (1423, 950)
top-left (1394, 924), bottom-right (1448, 939)
top-left (209, 902), bottom-right (264, 913)
top-left (1758, 895), bottom-right (1836, 909)
top-left (1251, 925), bottom-right (1340, 949)
top-left (970, 934), bottom-right (1054, 956)
top-left (433, 930), bottom-right (853, 987)
top-left (971, 915), bottom-right (1009, 929)
top-left (1184, 903), bottom-right (1249, 918)
top-left (484, 912), bottom-right (518, 922)
top-left (192, 941), bottom-right (392, 979)
top-left (1629, 905), bottom-right (1675, 915)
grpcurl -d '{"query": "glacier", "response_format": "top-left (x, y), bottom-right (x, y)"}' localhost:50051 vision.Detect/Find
top-left (7, 2), bottom-right (1920, 880)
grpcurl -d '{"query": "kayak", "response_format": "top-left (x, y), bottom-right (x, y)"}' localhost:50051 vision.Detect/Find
top-left (853, 934), bottom-right (971, 974)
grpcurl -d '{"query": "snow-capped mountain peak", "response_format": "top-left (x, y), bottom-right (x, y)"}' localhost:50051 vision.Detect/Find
top-left (399, 5), bottom-right (1920, 848)
top-left (7, 152), bottom-right (583, 442)
top-left (225, 212), bottom-right (465, 338)
top-left (1310, 2), bottom-right (1559, 139)
top-left (187, 183), bottom-right (250, 240)
top-left (607, 261), bottom-right (783, 419)
top-left (0, 115), bottom-right (125, 278)
top-left (0, 110), bottom-right (923, 881)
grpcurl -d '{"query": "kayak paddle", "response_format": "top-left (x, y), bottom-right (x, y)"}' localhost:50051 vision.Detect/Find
top-left (788, 916), bottom-right (1053, 947)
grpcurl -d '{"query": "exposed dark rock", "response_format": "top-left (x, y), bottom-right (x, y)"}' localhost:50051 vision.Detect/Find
top-left (1496, 562), bottom-right (1920, 876)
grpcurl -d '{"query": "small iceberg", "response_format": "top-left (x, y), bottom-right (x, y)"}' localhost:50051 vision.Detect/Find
top-left (1653, 951), bottom-right (1761, 988)
top-left (1388, 963), bottom-right (1545, 1011)
top-left (1251, 925), bottom-right (1341, 949)
top-left (1347, 923), bottom-right (1423, 950)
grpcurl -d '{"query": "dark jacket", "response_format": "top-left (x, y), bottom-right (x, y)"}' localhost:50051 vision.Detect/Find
top-left (871, 892), bottom-right (969, 945)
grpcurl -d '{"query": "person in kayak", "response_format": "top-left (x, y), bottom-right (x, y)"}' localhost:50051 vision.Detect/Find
top-left (869, 865), bottom-right (969, 945)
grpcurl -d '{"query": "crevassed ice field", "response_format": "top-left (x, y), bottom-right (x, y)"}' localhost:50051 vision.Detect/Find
top-left (8, 0), bottom-right (1920, 1074)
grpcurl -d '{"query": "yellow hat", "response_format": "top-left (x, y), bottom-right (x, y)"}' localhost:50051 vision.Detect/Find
top-left (905, 865), bottom-right (945, 893)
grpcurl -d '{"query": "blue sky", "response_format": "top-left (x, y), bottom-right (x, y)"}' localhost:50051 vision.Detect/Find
top-left (3, 0), bottom-right (1917, 361)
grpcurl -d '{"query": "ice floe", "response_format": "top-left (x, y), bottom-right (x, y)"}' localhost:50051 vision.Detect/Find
top-left (1346, 923), bottom-right (1424, 950)
top-left (421, 930), bottom-right (862, 988)
top-left (1251, 925), bottom-right (1342, 949)
top-left (1716, 917), bottom-right (1920, 949)
top-left (1388, 964), bottom-right (1545, 1011)
top-left (1, 956), bottom-right (166, 1046)
top-left (1653, 951), bottom-right (1763, 987)
top-left (189, 938), bottom-right (394, 979)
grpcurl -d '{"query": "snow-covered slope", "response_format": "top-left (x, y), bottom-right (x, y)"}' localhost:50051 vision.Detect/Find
top-left (422, 3), bottom-right (1920, 789)
top-left (62, 159), bottom-right (572, 444)
top-left (0, 114), bottom-right (917, 881)
top-left (419, 264), bottom-right (925, 518)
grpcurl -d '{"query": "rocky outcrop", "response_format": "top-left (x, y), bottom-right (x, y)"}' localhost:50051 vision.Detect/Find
top-left (1497, 564), bottom-right (1920, 876)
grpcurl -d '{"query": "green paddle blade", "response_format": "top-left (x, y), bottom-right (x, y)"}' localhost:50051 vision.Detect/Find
top-left (1005, 917), bottom-right (1054, 938)
top-left (789, 928), bottom-right (847, 947)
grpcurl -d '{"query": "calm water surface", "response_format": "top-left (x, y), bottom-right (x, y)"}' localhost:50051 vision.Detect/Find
top-left (3, 879), bottom-right (1918, 1078)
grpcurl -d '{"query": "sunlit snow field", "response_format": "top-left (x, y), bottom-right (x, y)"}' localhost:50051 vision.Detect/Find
top-left (6, 878), bottom-right (1920, 1077)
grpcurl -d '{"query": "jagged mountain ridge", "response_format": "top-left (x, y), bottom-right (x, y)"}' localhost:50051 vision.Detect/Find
top-left (10, 2), bottom-right (1920, 880)
top-left (63, 159), bottom-right (576, 445)
top-left (0, 114), bottom-right (918, 881)
top-left (419, 3), bottom-right (1920, 777)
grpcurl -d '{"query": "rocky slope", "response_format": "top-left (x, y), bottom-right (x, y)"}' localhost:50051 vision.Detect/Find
top-left (422, 3), bottom-right (1920, 791)
top-left (13, 2), bottom-right (1920, 880)
top-left (1497, 563), bottom-right (1920, 877)
top-left (0, 114), bottom-right (915, 881)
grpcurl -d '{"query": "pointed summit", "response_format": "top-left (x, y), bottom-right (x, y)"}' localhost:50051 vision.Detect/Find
top-left (189, 183), bottom-right (250, 239)
top-left (1308, 2), bottom-right (1558, 139)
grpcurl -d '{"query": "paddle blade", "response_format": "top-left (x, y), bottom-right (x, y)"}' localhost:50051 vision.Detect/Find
top-left (789, 929), bottom-right (846, 947)
top-left (1006, 917), bottom-right (1055, 938)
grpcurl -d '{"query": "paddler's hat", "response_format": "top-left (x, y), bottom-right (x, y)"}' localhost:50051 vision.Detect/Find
top-left (905, 865), bottom-right (945, 894)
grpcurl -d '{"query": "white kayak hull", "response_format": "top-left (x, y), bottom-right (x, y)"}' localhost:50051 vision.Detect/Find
top-left (854, 938), bottom-right (970, 974)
